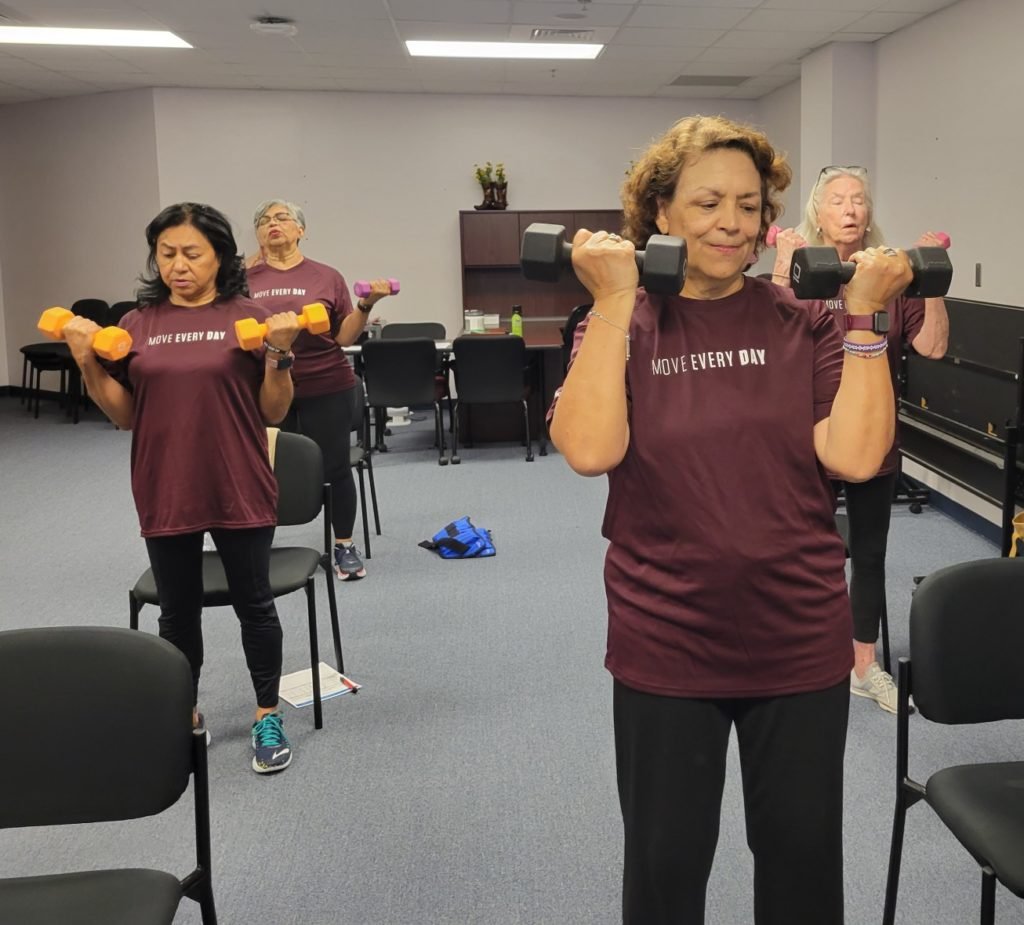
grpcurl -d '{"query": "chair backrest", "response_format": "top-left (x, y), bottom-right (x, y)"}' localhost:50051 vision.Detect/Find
top-left (0, 626), bottom-right (194, 828)
top-left (351, 375), bottom-right (366, 433)
top-left (107, 300), bottom-right (138, 325)
top-left (562, 303), bottom-right (592, 370)
top-left (70, 298), bottom-right (110, 325)
top-left (453, 334), bottom-right (528, 404)
top-left (910, 557), bottom-right (1024, 725)
top-left (361, 337), bottom-right (440, 408)
top-left (272, 430), bottom-right (326, 527)
top-left (381, 322), bottom-right (446, 341)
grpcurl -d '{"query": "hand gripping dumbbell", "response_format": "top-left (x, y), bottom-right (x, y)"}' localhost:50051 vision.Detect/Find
top-left (234, 302), bottom-right (331, 350)
top-left (354, 279), bottom-right (400, 298)
top-left (520, 223), bottom-right (687, 295)
top-left (37, 307), bottom-right (132, 361)
top-left (789, 246), bottom-right (953, 300)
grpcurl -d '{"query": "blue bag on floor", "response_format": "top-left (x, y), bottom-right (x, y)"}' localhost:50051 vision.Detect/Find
top-left (419, 516), bottom-right (495, 559)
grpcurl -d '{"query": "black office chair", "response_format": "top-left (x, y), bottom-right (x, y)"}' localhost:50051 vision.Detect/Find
top-left (107, 300), bottom-right (138, 325)
top-left (19, 342), bottom-right (73, 419)
top-left (361, 337), bottom-right (448, 465)
top-left (560, 303), bottom-right (592, 374)
top-left (381, 322), bottom-right (453, 428)
top-left (350, 376), bottom-right (381, 558)
top-left (70, 298), bottom-right (110, 324)
top-left (129, 430), bottom-right (344, 730)
top-left (0, 626), bottom-right (217, 924)
top-left (450, 334), bottom-right (533, 464)
top-left (882, 558), bottom-right (1024, 925)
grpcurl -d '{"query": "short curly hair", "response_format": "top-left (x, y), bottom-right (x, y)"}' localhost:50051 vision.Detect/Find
top-left (621, 114), bottom-right (792, 260)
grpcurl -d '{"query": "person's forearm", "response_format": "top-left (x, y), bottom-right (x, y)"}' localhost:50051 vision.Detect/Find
top-left (336, 309), bottom-right (370, 347)
top-left (911, 297), bottom-right (949, 359)
top-left (259, 367), bottom-right (294, 424)
top-left (77, 357), bottom-right (134, 429)
top-left (550, 295), bottom-right (632, 476)
top-left (821, 354), bottom-right (894, 481)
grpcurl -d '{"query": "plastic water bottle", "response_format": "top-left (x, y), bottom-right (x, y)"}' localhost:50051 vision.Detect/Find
top-left (510, 304), bottom-right (523, 337)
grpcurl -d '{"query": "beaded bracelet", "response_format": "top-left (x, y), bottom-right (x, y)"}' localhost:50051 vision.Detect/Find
top-left (588, 310), bottom-right (631, 361)
top-left (843, 335), bottom-right (888, 359)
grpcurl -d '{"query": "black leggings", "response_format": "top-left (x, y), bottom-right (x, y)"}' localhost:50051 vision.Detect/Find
top-left (144, 526), bottom-right (282, 708)
top-left (614, 678), bottom-right (849, 925)
top-left (281, 386), bottom-right (357, 541)
top-left (840, 471), bottom-right (897, 644)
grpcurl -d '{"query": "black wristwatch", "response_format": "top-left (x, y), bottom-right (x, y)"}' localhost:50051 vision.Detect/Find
top-left (845, 311), bottom-right (890, 334)
top-left (356, 300), bottom-right (373, 314)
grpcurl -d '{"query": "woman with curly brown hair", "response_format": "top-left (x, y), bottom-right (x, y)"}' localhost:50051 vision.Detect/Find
top-left (550, 115), bottom-right (914, 923)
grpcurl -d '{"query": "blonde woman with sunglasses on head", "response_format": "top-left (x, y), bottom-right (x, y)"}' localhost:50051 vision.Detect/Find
top-left (769, 166), bottom-right (950, 715)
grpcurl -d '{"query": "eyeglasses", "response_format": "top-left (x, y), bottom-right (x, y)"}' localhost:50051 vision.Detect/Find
top-left (818, 165), bottom-right (867, 180)
top-left (256, 212), bottom-right (297, 228)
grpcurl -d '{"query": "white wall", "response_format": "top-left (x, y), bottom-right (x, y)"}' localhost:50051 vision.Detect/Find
top-left (749, 78), bottom-right (802, 276)
top-left (0, 89), bottom-right (160, 387)
top-left (152, 89), bottom-right (756, 339)
top-left (874, 0), bottom-right (1021, 305)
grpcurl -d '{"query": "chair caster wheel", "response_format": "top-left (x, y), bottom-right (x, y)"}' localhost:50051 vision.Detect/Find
top-left (451, 455), bottom-right (461, 465)
top-left (439, 457), bottom-right (449, 466)
top-left (526, 455), bottom-right (534, 462)
top-left (910, 503), bottom-right (922, 514)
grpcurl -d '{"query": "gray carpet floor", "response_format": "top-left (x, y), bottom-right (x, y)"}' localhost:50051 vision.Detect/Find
top-left (0, 396), bottom-right (1016, 924)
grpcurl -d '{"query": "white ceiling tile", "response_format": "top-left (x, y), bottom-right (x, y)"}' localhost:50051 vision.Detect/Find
top-left (614, 27), bottom-right (723, 46)
top-left (714, 29), bottom-right (834, 48)
top-left (625, 6), bottom-right (752, 29)
top-left (395, 21), bottom-right (512, 40)
top-left (386, 0), bottom-right (513, 24)
top-left (511, 2), bottom-right (634, 26)
top-left (600, 43), bottom-right (705, 63)
top-left (735, 9), bottom-right (868, 31)
top-left (757, 0), bottom-right (880, 8)
top-left (694, 46), bottom-right (801, 67)
top-left (872, 0), bottom-right (957, 11)
top-left (654, 85), bottom-right (734, 98)
top-left (844, 11), bottom-right (927, 31)
top-left (637, 0), bottom-right (761, 6)
top-left (827, 32), bottom-right (886, 41)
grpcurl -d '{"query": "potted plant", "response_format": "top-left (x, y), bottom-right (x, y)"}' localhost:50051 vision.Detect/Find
top-left (473, 162), bottom-right (496, 210)
top-left (493, 163), bottom-right (508, 210)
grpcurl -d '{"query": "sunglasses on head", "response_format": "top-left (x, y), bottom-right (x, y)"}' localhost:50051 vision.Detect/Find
top-left (818, 165), bottom-right (867, 179)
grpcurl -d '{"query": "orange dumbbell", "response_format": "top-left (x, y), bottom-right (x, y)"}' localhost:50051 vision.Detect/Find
top-left (234, 302), bottom-right (330, 350)
top-left (37, 307), bottom-right (132, 361)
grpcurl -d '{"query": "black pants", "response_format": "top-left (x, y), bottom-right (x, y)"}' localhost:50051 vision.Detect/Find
top-left (614, 678), bottom-right (849, 925)
top-left (839, 471), bottom-right (897, 644)
top-left (281, 386), bottom-right (357, 541)
top-left (144, 526), bottom-right (283, 709)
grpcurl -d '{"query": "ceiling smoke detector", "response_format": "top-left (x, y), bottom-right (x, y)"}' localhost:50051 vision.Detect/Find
top-left (250, 16), bottom-right (297, 37)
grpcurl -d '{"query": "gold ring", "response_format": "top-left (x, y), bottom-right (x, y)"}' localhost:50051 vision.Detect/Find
top-left (608, 233), bottom-right (621, 241)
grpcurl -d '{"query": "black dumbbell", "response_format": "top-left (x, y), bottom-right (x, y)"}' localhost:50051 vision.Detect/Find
top-left (790, 246), bottom-right (953, 300)
top-left (520, 223), bottom-right (687, 295)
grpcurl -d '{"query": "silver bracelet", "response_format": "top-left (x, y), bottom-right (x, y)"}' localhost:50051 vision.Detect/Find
top-left (263, 339), bottom-right (287, 355)
top-left (587, 310), bottom-right (631, 361)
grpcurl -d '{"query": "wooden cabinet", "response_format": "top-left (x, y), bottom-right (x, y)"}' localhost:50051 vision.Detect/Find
top-left (459, 208), bottom-right (624, 321)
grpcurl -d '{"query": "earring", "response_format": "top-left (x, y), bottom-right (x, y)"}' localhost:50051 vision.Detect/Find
top-left (816, 227), bottom-right (821, 235)
top-left (866, 225), bottom-right (871, 232)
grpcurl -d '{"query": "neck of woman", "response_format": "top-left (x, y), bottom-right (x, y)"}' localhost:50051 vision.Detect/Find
top-left (264, 246), bottom-right (304, 270)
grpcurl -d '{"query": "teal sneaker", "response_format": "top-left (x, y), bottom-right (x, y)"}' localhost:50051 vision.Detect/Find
top-left (251, 712), bottom-right (292, 774)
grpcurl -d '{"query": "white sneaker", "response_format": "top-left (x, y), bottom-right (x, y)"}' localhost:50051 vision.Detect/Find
top-left (850, 662), bottom-right (898, 714)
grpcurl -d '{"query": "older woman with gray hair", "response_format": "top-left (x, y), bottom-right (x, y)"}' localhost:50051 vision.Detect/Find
top-left (247, 199), bottom-right (395, 581)
top-left (769, 166), bottom-right (950, 716)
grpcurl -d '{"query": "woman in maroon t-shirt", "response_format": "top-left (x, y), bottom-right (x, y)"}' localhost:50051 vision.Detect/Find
top-left (770, 167), bottom-right (950, 714)
top-left (62, 202), bottom-right (303, 775)
top-left (550, 116), bottom-right (914, 924)
top-left (247, 199), bottom-right (395, 581)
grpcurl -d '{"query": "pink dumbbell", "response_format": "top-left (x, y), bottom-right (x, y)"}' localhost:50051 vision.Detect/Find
top-left (765, 225), bottom-right (782, 247)
top-left (354, 278), bottom-right (400, 298)
top-left (934, 232), bottom-right (951, 249)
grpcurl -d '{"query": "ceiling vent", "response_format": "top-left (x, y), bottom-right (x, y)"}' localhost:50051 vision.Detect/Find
top-left (530, 28), bottom-right (596, 41)
top-left (669, 74), bottom-right (750, 87)
top-left (250, 16), bottom-right (297, 37)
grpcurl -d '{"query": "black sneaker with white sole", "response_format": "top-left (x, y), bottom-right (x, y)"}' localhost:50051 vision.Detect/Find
top-left (334, 543), bottom-right (367, 581)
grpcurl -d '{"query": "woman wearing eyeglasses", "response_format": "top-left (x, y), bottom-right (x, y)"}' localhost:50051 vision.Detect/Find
top-left (770, 167), bottom-right (949, 715)
top-left (551, 117), bottom-right (914, 924)
top-left (247, 199), bottom-right (394, 581)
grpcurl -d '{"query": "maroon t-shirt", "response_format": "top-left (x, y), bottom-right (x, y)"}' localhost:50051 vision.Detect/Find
top-left (105, 296), bottom-right (278, 538)
top-left (247, 258), bottom-right (355, 398)
top-left (823, 290), bottom-right (925, 475)
top-left (557, 277), bottom-right (852, 698)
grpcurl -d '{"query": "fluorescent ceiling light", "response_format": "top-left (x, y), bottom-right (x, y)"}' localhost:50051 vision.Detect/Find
top-left (406, 40), bottom-right (601, 60)
top-left (0, 26), bottom-right (191, 48)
